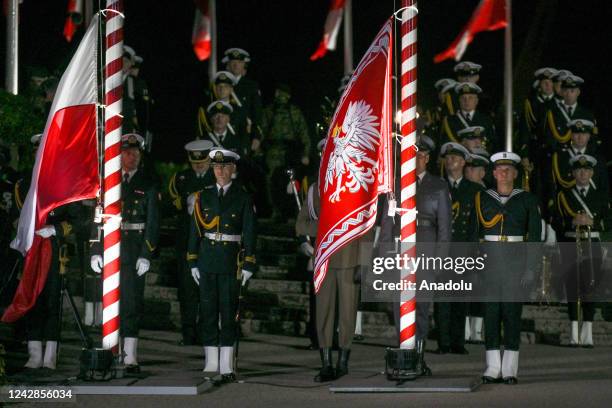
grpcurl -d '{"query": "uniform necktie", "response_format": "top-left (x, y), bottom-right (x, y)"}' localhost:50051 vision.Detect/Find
top-left (567, 106), bottom-right (573, 116)
top-left (454, 180), bottom-right (459, 189)
top-left (466, 112), bottom-right (472, 121)
top-left (123, 173), bottom-right (130, 184)
top-left (218, 187), bottom-right (224, 200)
top-left (580, 188), bottom-right (586, 197)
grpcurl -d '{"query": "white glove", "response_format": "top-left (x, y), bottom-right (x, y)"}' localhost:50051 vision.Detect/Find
top-left (241, 270), bottom-right (253, 286)
top-left (90, 255), bottom-right (103, 274)
top-left (35, 225), bottom-right (56, 238)
top-left (299, 241), bottom-right (314, 257)
top-left (135, 258), bottom-right (150, 276)
top-left (187, 193), bottom-right (197, 215)
top-left (191, 267), bottom-right (200, 285)
top-left (544, 223), bottom-right (557, 246)
top-left (286, 182), bottom-right (294, 195)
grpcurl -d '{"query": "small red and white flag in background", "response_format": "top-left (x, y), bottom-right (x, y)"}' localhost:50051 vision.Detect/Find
top-left (313, 18), bottom-right (394, 293)
top-left (310, 0), bottom-right (345, 61)
top-left (192, 0), bottom-right (211, 61)
top-left (2, 15), bottom-right (100, 323)
top-left (434, 0), bottom-right (507, 63)
top-left (63, 0), bottom-right (84, 42)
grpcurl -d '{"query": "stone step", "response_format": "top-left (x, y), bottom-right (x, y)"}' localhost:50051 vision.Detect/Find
top-left (259, 253), bottom-right (298, 269)
top-left (241, 318), bottom-right (307, 337)
top-left (247, 278), bottom-right (309, 294)
top-left (257, 219), bottom-right (296, 237)
top-left (144, 285), bottom-right (178, 302)
top-left (257, 265), bottom-right (290, 280)
top-left (243, 306), bottom-right (308, 322)
top-left (257, 234), bottom-right (298, 254)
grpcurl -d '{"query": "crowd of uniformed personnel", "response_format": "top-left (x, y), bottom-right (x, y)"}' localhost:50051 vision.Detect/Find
top-left (0, 47), bottom-right (610, 386)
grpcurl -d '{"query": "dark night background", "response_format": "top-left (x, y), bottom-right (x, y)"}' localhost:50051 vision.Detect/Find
top-left (1, 0), bottom-right (610, 163)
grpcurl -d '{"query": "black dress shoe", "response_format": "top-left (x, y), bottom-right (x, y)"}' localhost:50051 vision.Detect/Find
top-left (433, 347), bottom-right (450, 354)
top-left (482, 376), bottom-right (501, 384)
top-left (569, 343), bottom-right (580, 348)
top-left (125, 364), bottom-right (141, 374)
top-left (582, 344), bottom-right (594, 349)
top-left (450, 346), bottom-right (469, 355)
top-left (503, 376), bottom-right (518, 385)
top-left (217, 373), bottom-right (237, 384)
top-left (353, 335), bottom-right (365, 342)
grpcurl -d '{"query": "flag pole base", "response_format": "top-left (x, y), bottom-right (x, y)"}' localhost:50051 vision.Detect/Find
top-left (384, 347), bottom-right (418, 381)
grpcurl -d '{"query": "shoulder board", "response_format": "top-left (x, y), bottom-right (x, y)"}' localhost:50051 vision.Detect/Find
top-left (204, 185), bottom-right (215, 189)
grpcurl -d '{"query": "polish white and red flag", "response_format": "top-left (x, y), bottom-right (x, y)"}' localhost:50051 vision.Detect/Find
top-left (310, 0), bottom-right (345, 61)
top-left (192, 0), bottom-right (211, 61)
top-left (434, 0), bottom-right (507, 63)
top-left (2, 15), bottom-right (100, 323)
top-left (313, 18), bottom-right (393, 293)
top-left (63, 0), bottom-right (84, 42)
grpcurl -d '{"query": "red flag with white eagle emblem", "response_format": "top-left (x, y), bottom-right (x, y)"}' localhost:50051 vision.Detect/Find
top-left (313, 18), bottom-right (393, 293)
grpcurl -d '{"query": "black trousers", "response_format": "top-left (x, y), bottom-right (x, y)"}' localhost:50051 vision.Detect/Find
top-left (435, 302), bottom-right (467, 349)
top-left (27, 243), bottom-right (61, 341)
top-left (200, 273), bottom-right (239, 346)
top-left (120, 233), bottom-right (146, 337)
top-left (177, 253), bottom-right (201, 340)
top-left (563, 239), bottom-right (603, 322)
top-left (484, 302), bottom-right (523, 351)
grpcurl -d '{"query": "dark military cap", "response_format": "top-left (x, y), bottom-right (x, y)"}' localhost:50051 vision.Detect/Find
top-left (534, 67), bottom-right (558, 80)
top-left (466, 153), bottom-right (490, 168)
top-left (568, 119), bottom-right (595, 134)
top-left (490, 151), bottom-right (521, 167)
top-left (457, 126), bottom-right (486, 140)
top-left (121, 133), bottom-right (145, 150)
top-left (185, 140), bottom-right (214, 163)
top-left (440, 142), bottom-right (470, 160)
top-left (560, 74), bottom-right (584, 89)
top-left (213, 71), bottom-right (237, 86)
top-left (222, 48), bottom-right (251, 64)
top-left (453, 61), bottom-right (482, 76)
top-left (552, 69), bottom-right (573, 82)
top-left (454, 82), bottom-right (482, 95)
top-left (416, 134), bottom-right (435, 153)
top-left (209, 148), bottom-right (240, 165)
top-left (569, 154), bottom-right (597, 170)
top-left (206, 100), bottom-right (234, 116)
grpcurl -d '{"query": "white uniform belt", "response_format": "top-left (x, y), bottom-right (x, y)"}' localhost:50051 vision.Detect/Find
top-left (204, 232), bottom-right (241, 242)
top-left (121, 222), bottom-right (145, 231)
top-left (484, 235), bottom-right (524, 242)
top-left (565, 231), bottom-right (600, 239)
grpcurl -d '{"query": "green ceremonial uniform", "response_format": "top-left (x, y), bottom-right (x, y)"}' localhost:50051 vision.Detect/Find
top-left (168, 167), bottom-right (214, 343)
top-left (555, 186), bottom-right (608, 322)
top-left (435, 177), bottom-right (482, 352)
top-left (187, 181), bottom-right (256, 346)
top-left (550, 145), bottom-right (609, 203)
top-left (92, 170), bottom-right (160, 337)
top-left (542, 102), bottom-right (597, 150)
top-left (476, 188), bottom-right (541, 351)
top-left (203, 129), bottom-right (250, 158)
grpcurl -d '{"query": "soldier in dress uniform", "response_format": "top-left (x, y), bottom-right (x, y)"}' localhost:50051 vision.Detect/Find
top-left (435, 143), bottom-right (482, 354)
top-left (168, 140), bottom-right (215, 345)
top-left (543, 74), bottom-right (598, 151)
top-left (464, 150), bottom-right (490, 188)
top-left (187, 148), bottom-right (256, 383)
top-left (222, 48), bottom-right (264, 148)
top-left (197, 71), bottom-right (249, 139)
top-left (551, 69), bottom-right (573, 102)
top-left (549, 119), bottom-right (608, 206)
top-left (90, 133), bottom-right (160, 373)
top-left (554, 154), bottom-right (608, 348)
top-left (201, 100), bottom-right (249, 157)
top-left (477, 152), bottom-right (542, 385)
top-left (425, 78), bottom-right (457, 135)
top-left (521, 67), bottom-right (558, 153)
top-left (440, 82), bottom-right (496, 152)
top-left (22, 203), bottom-right (80, 370)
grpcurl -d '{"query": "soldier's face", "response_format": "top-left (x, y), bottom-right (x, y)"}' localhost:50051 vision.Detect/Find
top-left (459, 94), bottom-right (479, 111)
top-left (227, 60), bottom-right (246, 76)
top-left (493, 164), bottom-right (517, 184)
top-left (464, 166), bottom-right (485, 183)
top-left (212, 113), bottom-right (230, 130)
top-left (562, 87), bottom-right (580, 105)
top-left (416, 151), bottom-right (430, 174)
top-left (573, 168), bottom-right (593, 186)
top-left (213, 163), bottom-right (235, 186)
top-left (121, 147), bottom-right (141, 171)
top-left (462, 138), bottom-right (482, 151)
top-left (191, 159), bottom-right (209, 174)
top-left (553, 81), bottom-right (562, 95)
top-left (539, 79), bottom-right (554, 95)
top-left (215, 83), bottom-right (233, 100)
top-left (444, 154), bottom-right (465, 172)
top-left (571, 132), bottom-right (590, 148)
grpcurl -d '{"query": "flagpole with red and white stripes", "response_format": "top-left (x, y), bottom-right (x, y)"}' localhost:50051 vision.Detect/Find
top-left (102, 0), bottom-right (124, 353)
top-left (399, 0), bottom-right (418, 350)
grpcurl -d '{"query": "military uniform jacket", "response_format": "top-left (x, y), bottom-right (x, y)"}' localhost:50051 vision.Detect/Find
top-left (440, 110), bottom-right (496, 151)
top-left (543, 101), bottom-right (597, 149)
top-left (234, 76), bottom-right (263, 131)
top-left (554, 186), bottom-right (608, 238)
top-left (187, 182), bottom-right (256, 275)
top-left (476, 188), bottom-right (541, 241)
top-left (197, 94), bottom-right (250, 140)
top-left (549, 144), bottom-right (609, 197)
top-left (203, 129), bottom-right (250, 157)
top-left (447, 178), bottom-right (482, 242)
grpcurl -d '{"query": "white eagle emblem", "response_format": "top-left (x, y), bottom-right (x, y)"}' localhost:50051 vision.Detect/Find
top-left (324, 100), bottom-right (379, 203)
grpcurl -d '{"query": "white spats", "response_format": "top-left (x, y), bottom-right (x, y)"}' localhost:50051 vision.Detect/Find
top-left (220, 346), bottom-right (234, 375)
top-left (502, 350), bottom-right (519, 379)
top-left (580, 321), bottom-right (593, 346)
top-left (483, 349), bottom-right (501, 379)
top-left (570, 321), bottom-right (579, 345)
top-left (123, 337), bottom-right (138, 366)
top-left (24, 341), bottom-right (43, 369)
top-left (43, 340), bottom-right (58, 370)
top-left (203, 346), bottom-right (219, 373)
